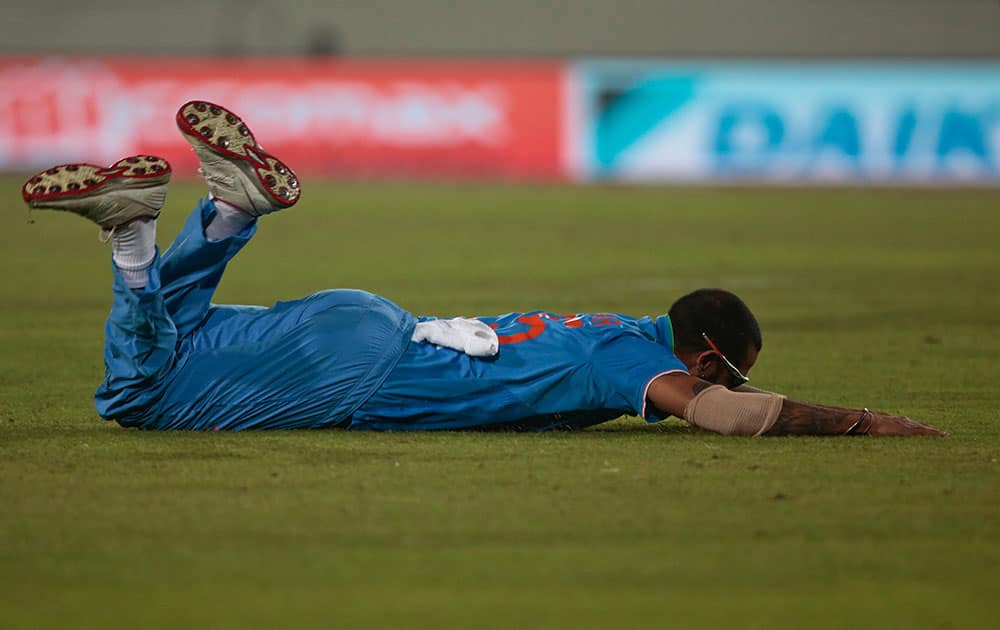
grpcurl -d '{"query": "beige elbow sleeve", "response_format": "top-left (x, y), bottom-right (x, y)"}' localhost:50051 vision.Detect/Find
top-left (683, 385), bottom-right (785, 437)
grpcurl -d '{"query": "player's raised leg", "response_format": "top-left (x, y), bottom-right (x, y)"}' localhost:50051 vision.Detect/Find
top-left (158, 100), bottom-right (302, 337)
top-left (22, 156), bottom-right (175, 424)
top-left (149, 101), bottom-right (417, 430)
top-left (22, 156), bottom-right (171, 289)
top-left (177, 99), bottom-right (300, 218)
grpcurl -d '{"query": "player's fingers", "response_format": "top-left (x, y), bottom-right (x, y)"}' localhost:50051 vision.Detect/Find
top-left (910, 421), bottom-right (947, 436)
top-left (869, 414), bottom-right (946, 437)
top-left (896, 416), bottom-right (947, 436)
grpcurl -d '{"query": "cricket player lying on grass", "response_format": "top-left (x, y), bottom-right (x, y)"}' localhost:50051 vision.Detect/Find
top-left (22, 100), bottom-right (943, 437)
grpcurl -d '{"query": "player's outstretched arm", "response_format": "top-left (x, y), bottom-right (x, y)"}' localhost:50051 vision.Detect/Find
top-left (762, 397), bottom-right (945, 437)
top-left (646, 374), bottom-right (945, 437)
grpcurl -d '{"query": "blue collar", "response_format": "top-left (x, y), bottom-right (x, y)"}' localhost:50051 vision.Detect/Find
top-left (654, 314), bottom-right (674, 350)
top-left (637, 314), bottom-right (676, 350)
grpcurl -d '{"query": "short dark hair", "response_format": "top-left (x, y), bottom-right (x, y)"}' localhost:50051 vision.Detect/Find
top-left (667, 288), bottom-right (762, 367)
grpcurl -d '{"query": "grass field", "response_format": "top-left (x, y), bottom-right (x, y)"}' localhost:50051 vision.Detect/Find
top-left (1, 178), bottom-right (999, 629)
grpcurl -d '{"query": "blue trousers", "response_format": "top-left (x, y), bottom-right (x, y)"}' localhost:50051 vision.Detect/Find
top-left (94, 199), bottom-right (416, 430)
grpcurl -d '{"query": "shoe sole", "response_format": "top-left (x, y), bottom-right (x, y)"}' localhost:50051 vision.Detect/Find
top-left (175, 100), bottom-right (301, 208)
top-left (22, 156), bottom-right (171, 208)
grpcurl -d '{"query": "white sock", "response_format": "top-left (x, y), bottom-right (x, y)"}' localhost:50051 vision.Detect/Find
top-left (111, 218), bottom-right (157, 289)
top-left (205, 198), bottom-right (256, 241)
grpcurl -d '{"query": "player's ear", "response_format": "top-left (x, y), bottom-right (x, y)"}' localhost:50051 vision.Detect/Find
top-left (694, 351), bottom-right (717, 380)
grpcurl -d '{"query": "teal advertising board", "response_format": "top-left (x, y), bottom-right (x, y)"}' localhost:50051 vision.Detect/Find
top-left (571, 61), bottom-right (1000, 184)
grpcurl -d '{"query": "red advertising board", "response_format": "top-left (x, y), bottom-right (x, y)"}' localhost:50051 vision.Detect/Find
top-left (0, 57), bottom-right (565, 179)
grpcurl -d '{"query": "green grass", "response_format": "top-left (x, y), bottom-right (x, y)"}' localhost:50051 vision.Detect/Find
top-left (2, 179), bottom-right (999, 629)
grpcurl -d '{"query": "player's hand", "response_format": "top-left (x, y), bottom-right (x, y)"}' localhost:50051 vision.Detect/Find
top-left (864, 411), bottom-right (947, 437)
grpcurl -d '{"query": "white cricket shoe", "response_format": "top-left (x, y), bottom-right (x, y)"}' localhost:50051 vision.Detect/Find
top-left (22, 156), bottom-right (171, 229)
top-left (175, 100), bottom-right (301, 216)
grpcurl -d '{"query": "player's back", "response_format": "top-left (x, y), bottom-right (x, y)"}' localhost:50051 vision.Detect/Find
top-left (351, 310), bottom-right (687, 430)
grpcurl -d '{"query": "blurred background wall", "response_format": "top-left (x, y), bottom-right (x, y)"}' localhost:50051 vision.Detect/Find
top-left (4, 1), bottom-right (1000, 184)
top-left (4, 0), bottom-right (1000, 58)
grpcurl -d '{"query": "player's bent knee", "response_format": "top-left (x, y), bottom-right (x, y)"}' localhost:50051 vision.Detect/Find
top-left (683, 385), bottom-right (784, 436)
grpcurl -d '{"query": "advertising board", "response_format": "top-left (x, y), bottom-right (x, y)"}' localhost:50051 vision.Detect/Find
top-left (572, 61), bottom-right (1000, 184)
top-left (0, 57), bottom-right (564, 179)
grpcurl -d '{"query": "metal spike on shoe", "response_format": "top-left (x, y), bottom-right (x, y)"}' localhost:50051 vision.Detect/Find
top-left (175, 100), bottom-right (300, 215)
top-left (22, 156), bottom-right (171, 229)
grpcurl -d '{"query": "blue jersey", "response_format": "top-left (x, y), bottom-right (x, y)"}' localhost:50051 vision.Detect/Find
top-left (351, 310), bottom-right (687, 431)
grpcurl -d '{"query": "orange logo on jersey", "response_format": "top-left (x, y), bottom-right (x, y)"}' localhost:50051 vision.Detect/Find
top-left (489, 312), bottom-right (621, 345)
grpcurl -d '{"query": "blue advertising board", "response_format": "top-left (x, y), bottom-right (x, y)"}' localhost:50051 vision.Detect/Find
top-left (571, 61), bottom-right (1000, 184)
